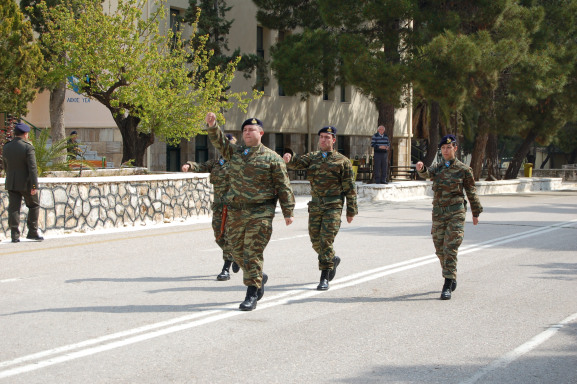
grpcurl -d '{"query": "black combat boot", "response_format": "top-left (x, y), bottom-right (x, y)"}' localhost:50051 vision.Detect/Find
top-left (257, 273), bottom-right (268, 301)
top-left (451, 280), bottom-right (457, 292)
top-left (216, 260), bottom-right (232, 281)
top-left (239, 286), bottom-right (259, 311)
top-left (317, 270), bottom-right (330, 291)
top-left (231, 261), bottom-right (240, 273)
top-left (328, 256), bottom-right (341, 281)
top-left (440, 278), bottom-right (453, 300)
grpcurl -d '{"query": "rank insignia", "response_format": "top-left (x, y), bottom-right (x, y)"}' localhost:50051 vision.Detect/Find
top-left (445, 161), bottom-right (451, 167)
top-left (243, 148), bottom-right (250, 155)
top-left (219, 159), bottom-right (225, 165)
top-left (322, 152), bottom-right (328, 158)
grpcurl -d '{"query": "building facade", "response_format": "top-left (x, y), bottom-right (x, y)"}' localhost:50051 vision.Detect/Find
top-left (23, 0), bottom-right (413, 174)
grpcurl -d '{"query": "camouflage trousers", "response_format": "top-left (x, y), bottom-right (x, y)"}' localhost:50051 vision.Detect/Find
top-left (225, 204), bottom-right (275, 288)
top-left (308, 201), bottom-right (343, 270)
top-left (431, 207), bottom-right (466, 280)
top-left (212, 204), bottom-right (233, 262)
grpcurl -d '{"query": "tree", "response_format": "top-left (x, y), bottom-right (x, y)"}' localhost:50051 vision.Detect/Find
top-left (0, 0), bottom-right (43, 115)
top-left (501, 0), bottom-right (577, 179)
top-left (184, 0), bottom-right (267, 90)
top-left (253, 0), bottom-right (415, 151)
top-left (39, 0), bottom-right (259, 166)
top-left (21, 0), bottom-right (76, 163)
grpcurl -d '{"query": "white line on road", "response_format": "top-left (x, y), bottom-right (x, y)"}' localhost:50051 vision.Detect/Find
top-left (459, 311), bottom-right (577, 384)
top-left (1, 219), bottom-right (575, 380)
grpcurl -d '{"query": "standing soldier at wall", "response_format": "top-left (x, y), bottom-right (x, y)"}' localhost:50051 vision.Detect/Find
top-left (205, 112), bottom-right (295, 311)
top-left (283, 126), bottom-right (358, 290)
top-left (181, 133), bottom-right (239, 281)
top-left (416, 134), bottom-right (483, 300)
top-left (3, 122), bottom-right (43, 242)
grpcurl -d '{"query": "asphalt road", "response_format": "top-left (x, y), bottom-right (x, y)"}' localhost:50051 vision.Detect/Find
top-left (1, 191), bottom-right (576, 384)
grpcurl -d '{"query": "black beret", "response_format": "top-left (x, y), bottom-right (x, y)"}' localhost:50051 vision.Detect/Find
top-left (439, 134), bottom-right (457, 148)
top-left (241, 118), bottom-right (263, 129)
top-left (71, 130), bottom-right (78, 135)
top-left (14, 122), bottom-right (31, 133)
top-left (318, 126), bottom-right (337, 136)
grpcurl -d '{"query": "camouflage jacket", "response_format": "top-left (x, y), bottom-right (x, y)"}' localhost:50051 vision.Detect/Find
top-left (206, 125), bottom-right (295, 218)
top-left (417, 158), bottom-right (483, 217)
top-left (287, 150), bottom-right (358, 217)
top-left (186, 158), bottom-right (229, 201)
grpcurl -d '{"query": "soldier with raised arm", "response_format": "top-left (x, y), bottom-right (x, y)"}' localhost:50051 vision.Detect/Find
top-left (205, 113), bottom-right (295, 311)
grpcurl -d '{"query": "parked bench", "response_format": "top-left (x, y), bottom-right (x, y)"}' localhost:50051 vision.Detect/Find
top-left (389, 165), bottom-right (417, 181)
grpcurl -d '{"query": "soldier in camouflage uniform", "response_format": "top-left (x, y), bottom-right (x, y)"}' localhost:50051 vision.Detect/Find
top-left (181, 134), bottom-right (239, 281)
top-left (416, 134), bottom-right (483, 300)
top-left (283, 126), bottom-right (358, 291)
top-left (205, 112), bottom-right (295, 311)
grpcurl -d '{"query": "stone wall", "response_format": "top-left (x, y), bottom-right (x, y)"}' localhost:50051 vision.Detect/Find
top-left (532, 168), bottom-right (577, 181)
top-left (0, 173), bottom-right (212, 240)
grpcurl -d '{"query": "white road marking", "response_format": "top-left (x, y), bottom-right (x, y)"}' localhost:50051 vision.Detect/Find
top-left (0, 219), bottom-right (575, 380)
top-left (459, 311), bottom-right (577, 384)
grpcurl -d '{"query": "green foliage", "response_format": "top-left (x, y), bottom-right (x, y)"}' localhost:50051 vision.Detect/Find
top-left (37, 0), bottom-right (260, 165)
top-left (29, 128), bottom-right (93, 176)
top-left (185, 0), bottom-right (268, 89)
top-left (0, 0), bottom-right (44, 115)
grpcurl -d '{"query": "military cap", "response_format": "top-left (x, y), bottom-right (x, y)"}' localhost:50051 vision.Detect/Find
top-left (71, 130), bottom-right (78, 135)
top-left (318, 126), bottom-right (337, 136)
top-left (14, 122), bottom-right (31, 133)
top-left (439, 134), bottom-right (457, 148)
top-left (241, 118), bottom-right (263, 130)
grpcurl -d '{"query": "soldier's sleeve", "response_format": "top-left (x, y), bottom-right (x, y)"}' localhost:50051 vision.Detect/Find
top-left (286, 152), bottom-right (312, 170)
top-left (271, 157), bottom-right (295, 218)
top-left (27, 144), bottom-right (39, 189)
top-left (206, 125), bottom-right (234, 161)
top-left (417, 163), bottom-right (436, 179)
top-left (463, 167), bottom-right (483, 217)
top-left (342, 158), bottom-right (358, 217)
top-left (187, 160), bottom-right (212, 173)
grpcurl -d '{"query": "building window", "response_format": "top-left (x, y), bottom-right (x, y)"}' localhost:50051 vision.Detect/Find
top-left (169, 8), bottom-right (182, 49)
top-left (195, 135), bottom-right (208, 163)
top-left (323, 82), bottom-right (333, 101)
top-left (166, 144), bottom-right (181, 172)
top-left (337, 135), bottom-right (345, 155)
top-left (274, 133), bottom-right (284, 156)
top-left (257, 26), bottom-right (265, 92)
top-left (340, 82), bottom-right (347, 102)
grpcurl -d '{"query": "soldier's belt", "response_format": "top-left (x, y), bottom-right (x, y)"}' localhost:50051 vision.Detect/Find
top-left (433, 203), bottom-right (465, 214)
top-left (226, 198), bottom-right (277, 210)
top-left (310, 195), bottom-right (344, 204)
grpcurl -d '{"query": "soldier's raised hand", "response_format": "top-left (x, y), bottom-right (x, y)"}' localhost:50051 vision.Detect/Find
top-left (205, 112), bottom-right (217, 128)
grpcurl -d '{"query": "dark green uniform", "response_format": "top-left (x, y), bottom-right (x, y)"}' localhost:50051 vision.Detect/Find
top-left (207, 126), bottom-right (295, 288)
top-left (186, 158), bottom-right (232, 262)
top-left (287, 150), bottom-right (358, 270)
top-left (3, 136), bottom-right (40, 241)
top-left (417, 159), bottom-right (483, 280)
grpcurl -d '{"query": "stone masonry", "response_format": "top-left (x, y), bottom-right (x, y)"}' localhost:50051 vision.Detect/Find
top-left (0, 174), bottom-right (212, 240)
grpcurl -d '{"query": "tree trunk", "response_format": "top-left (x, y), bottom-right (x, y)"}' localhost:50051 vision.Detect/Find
top-left (112, 114), bottom-right (154, 167)
top-left (376, 98), bottom-right (395, 166)
top-left (423, 100), bottom-right (440, 167)
top-left (504, 129), bottom-right (538, 179)
top-left (49, 80), bottom-right (67, 163)
top-left (470, 115), bottom-right (489, 180)
top-left (485, 132), bottom-right (500, 180)
top-left (568, 148), bottom-right (577, 164)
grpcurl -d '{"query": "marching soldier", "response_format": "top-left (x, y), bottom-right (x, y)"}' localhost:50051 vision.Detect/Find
top-left (205, 113), bottom-right (295, 311)
top-left (283, 126), bottom-right (358, 290)
top-left (3, 122), bottom-right (43, 242)
top-left (416, 134), bottom-right (483, 300)
top-left (181, 134), bottom-right (239, 281)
